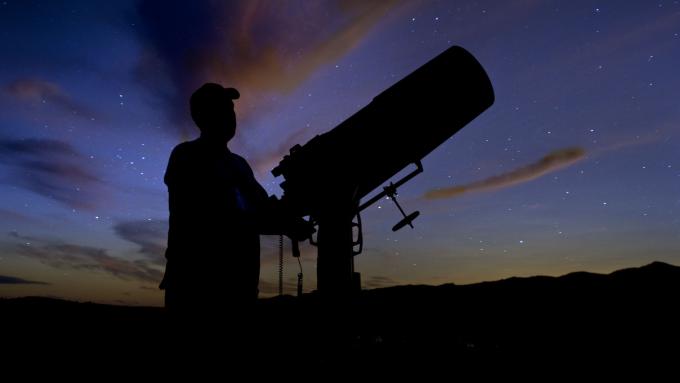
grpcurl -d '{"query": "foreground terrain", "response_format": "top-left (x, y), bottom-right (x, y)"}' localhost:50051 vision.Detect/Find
top-left (3, 262), bottom-right (679, 373)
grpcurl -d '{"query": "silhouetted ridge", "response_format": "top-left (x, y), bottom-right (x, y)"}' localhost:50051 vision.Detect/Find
top-left (3, 261), bottom-right (679, 371)
top-left (609, 261), bottom-right (679, 279)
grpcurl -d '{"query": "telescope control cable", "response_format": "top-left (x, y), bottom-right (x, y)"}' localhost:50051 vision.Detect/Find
top-left (278, 235), bottom-right (283, 296)
top-left (278, 234), bottom-right (304, 297)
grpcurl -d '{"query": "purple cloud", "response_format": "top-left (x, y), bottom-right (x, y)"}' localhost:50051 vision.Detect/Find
top-left (0, 138), bottom-right (103, 209)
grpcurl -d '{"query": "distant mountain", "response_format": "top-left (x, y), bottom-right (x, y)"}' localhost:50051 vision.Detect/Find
top-left (3, 261), bottom-right (679, 371)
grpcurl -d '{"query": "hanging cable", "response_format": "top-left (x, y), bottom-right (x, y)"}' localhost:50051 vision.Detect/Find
top-left (279, 235), bottom-right (305, 297)
top-left (278, 234), bottom-right (284, 296)
top-left (297, 255), bottom-right (303, 297)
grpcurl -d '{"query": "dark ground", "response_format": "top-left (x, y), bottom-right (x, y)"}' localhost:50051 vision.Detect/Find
top-left (3, 261), bottom-right (679, 376)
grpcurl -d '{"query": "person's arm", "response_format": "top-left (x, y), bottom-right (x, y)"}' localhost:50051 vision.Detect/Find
top-left (164, 146), bottom-right (181, 254)
top-left (236, 156), bottom-right (313, 239)
top-left (164, 143), bottom-right (196, 255)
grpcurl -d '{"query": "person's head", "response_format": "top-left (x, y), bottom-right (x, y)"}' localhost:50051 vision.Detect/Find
top-left (190, 83), bottom-right (240, 144)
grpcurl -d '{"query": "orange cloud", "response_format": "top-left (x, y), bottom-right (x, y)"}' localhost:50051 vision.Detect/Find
top-left (208, 1), bottom-right (401, 93)
top-left (424, 147), bottom-right (586, 200)
top-left (136, 1), bottom-right (404, 132)
top-left (5, 78), bottom-right (97, 118)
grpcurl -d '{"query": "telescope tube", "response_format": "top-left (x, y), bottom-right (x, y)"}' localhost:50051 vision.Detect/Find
top-left (273, 46), bottom-right (495, 217)
top-left (272, 46), bottom-right (494, 296)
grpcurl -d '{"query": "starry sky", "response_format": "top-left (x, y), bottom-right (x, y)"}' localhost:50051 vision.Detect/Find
top-left (1, 0), bottom-right (679, 306)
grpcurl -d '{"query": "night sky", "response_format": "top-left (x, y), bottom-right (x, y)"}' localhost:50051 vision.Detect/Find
top-left (1, 0), bottom-right (679, 306)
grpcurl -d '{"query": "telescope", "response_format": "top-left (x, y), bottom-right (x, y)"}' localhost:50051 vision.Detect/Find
top-left (272, 46), bottom-right (495, 297)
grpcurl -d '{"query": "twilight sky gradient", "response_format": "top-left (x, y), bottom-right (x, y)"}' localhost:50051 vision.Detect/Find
top-left (1, 0), bottom-right (679, 306)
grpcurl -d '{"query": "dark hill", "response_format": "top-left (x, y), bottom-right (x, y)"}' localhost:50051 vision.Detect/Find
top-left (3, 262), bottom-right (679, 373)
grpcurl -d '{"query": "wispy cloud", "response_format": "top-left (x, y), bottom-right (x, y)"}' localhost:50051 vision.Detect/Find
top-left (0, 137), bottom-right (103, 209)
top-left (133, 0), bottom-right (405, 164)
top-left (113, 219), bottom-right (167, 265)
top-left (258, 279), bottom-right (300, 296)
top-left (4, 78), bottom-right (98, 119)
top-left (0, 208), bottom-right (38, 224)
top-left (0, 275), bottom-right (49, 285)
top-left (424, 147), bottom-right (586, 200)
top-left (363, 275), bottom-right (400, 289)
top-left (8, 232), bottom-right (162, 284)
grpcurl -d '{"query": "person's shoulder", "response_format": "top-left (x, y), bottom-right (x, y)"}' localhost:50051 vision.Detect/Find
top-left (165, 141), bottom-right (200, 185)
top-left (229, 151), bottom-right (248, 163)
top-left (169, 139), bottom-right (200, 159)
top-left (172, 139), bottom-right (200, 153)
top-left (229, 152), bottom-right (255, 174)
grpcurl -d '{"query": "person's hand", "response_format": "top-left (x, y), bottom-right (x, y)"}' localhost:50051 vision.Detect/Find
top-left (286, 217), bottom-right (315, 241)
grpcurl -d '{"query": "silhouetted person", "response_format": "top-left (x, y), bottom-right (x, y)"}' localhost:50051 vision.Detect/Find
top-left (160, 83), bottom-right (309, 326)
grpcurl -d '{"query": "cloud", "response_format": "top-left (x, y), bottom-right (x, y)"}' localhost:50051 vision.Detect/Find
top-left (4, 78), bottom-right (98, 119)
top-left (133, 1), bottom-right (403, 135)
top-left (363, 275), bottom-right (400, 289)
top-left (113, 219), bottom-right (168, 264)
top-left (424, 147), bottom-right (586, 200)
top-left (0, 275), bottom-right (49, 285)
top-left (0, 137), bottom-right (103, 209)
top-left (250, 125), bottom-right (315, 174)
top-left (257, 279), bottom-right (300, 296)
top-left (8, 232), bottom-right (163, 284)
top-left (0, 208), bottom-right (37, 224)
